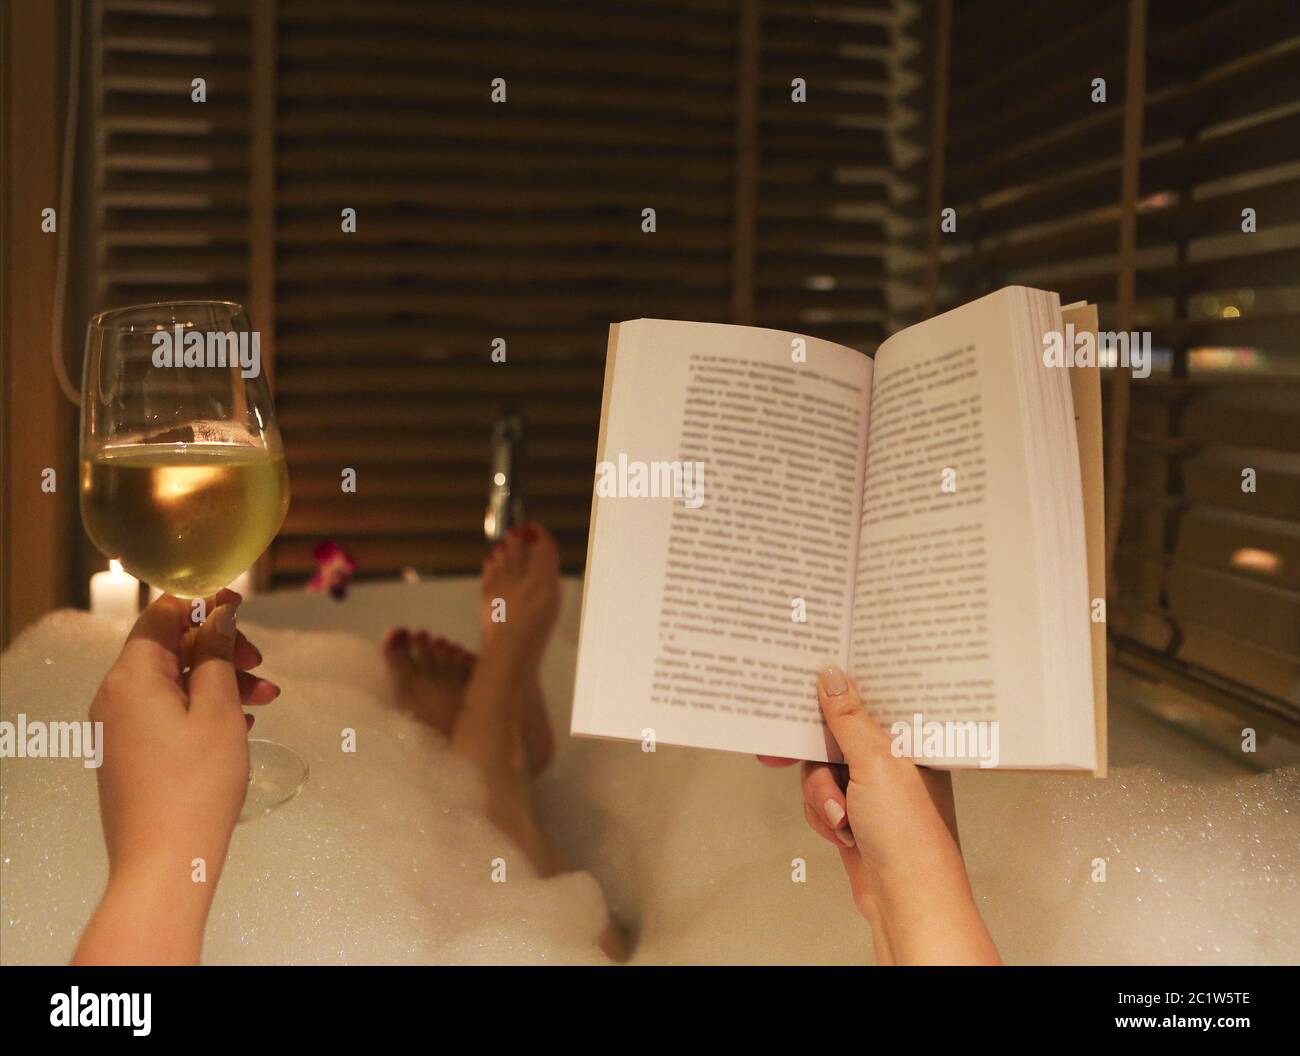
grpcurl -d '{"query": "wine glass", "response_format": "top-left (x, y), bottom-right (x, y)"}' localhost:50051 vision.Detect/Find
top-left (80, 300), bottom-right (307, 820)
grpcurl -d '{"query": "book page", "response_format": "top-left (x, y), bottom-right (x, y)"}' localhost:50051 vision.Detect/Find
top-left (572, 319), bottom-right (872, 761)
top-left (1061, 301), bottom-right (1108, 776)
top-left (848, 288), bottom-right (1078, 768)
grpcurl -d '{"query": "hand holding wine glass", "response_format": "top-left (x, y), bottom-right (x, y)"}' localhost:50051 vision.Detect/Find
top-left (79, 301), bottom-right (305, 818)
top-left (73, 588), bottom-right (277, 964)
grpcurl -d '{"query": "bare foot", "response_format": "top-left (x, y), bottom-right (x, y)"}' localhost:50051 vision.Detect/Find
top-left (402, 525), bottom-right (627, 960)
top-left (383, 627), bottom-right (474, 737)
top-left (478, 523), bottom-right (560, 775)
top-left (448, 524), bottom-right (560, 865)
top-left (479, 523), bottom-right (561, 665)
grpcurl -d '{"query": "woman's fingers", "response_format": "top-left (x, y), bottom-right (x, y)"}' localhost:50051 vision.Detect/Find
top-left (802, 761), bottom-right (855, 847)
top-left (803, 802), bottom-right (843, 848)
top-left (236, 670), bottom-right (281, 706)
top-left (756, 755), bottom-right (799, 768)
top-left (233, 630), bottom-right (262, 671)
top-left (180, 625), bottom-right (260, 674)
top-left (187, 601), bottom-right (242, 721)
top-left (120, 594), bottom-right (194, 689)
top-left (816, 664), bottom-right (891, 778)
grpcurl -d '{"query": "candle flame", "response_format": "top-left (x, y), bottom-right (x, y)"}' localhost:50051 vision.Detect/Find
top-left (109, 559), bottom-right (124, 574)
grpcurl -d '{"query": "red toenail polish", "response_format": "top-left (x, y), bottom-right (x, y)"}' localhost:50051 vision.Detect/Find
top-left (522, 524), bottom-right (539, 542)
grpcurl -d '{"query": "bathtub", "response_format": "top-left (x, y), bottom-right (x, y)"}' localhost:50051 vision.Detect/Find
top-left (1, 577), bottom-right (1296, 964)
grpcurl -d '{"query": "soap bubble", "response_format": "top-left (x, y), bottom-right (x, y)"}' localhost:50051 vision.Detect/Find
top-left (1, 603), bottom-right (1296, 964)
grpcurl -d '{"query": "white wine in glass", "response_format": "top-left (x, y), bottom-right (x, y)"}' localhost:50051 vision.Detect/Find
top-left (80, 300), bottom-right (306, 820)
top-left (83, 444), bottom-right (289, 599)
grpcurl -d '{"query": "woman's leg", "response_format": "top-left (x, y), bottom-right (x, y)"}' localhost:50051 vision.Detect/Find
top-left (449, 524), bottom-right (562, 872)
top-left (384, 525), bottom-right (625, 957)
top-left (384, 528), bottom-right (569, 884)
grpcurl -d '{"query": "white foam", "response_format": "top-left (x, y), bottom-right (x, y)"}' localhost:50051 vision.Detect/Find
top-left (1, 594), bottom-right (1296, 965)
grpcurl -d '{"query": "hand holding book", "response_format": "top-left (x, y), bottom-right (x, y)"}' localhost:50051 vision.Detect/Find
top-left (573, 287), bottom-right (1106, 773)
top-left (760, 664), bottom-right (1000, 965)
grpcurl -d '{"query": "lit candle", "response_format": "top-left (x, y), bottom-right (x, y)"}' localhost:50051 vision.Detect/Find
top-left (90, 560), bottom-right (140, 622)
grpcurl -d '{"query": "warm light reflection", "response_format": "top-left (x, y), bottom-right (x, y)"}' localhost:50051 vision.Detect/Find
top-left (1222, 305), bottom-right (1240, 318)
top-left (1230, 548), bottom-right (1281, 575)
top-left (151, 461), bottom-right (225, 503)
top-left (1188, 346), bottom-right (1261, 372)
top-left (109, 559), bottom-right (124, 574)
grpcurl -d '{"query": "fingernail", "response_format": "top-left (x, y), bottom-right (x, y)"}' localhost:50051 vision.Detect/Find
top-left (210, 604), bottom-right (237, 640)
top-left (819, 665), bottom-right (848, 697)
top-left (245, 714), bottom-right (255, 730)
top-left (824, 798), bottom-right (846, 829)
top-left (835, 827), bottom-right (856, 848)
top-left (262, 680), bottom-right (281, 701)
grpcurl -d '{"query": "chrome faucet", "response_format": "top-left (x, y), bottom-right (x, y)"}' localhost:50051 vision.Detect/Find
top-left (484, 413), bottom-right (526, 542)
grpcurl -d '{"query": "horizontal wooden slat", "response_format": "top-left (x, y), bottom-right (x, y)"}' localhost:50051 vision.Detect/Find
top-left (289, 465), bottom-right (592, 501)
top-left (1114, 549), bottom-right (1300, 658)
top-left (90, 0), bottom-right (895, 582)
top-left (903, 176), bottom-right (1300, 274)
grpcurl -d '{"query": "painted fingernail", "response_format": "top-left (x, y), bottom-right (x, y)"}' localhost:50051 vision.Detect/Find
top-left (835, 827), bottom-right (856, 848)
top-left (245, 714), bottom-right (255, 730)
top-left (824, 798), bottom-right (846, 829)
top-left (210, 604), bottom-right (237, 640)
top-left (262, 680), bottom-right (281, 701)
top-left (818, 665), bottom-right (848, 697)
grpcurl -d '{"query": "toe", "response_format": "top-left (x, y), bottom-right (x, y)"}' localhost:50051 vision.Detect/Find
top-left (503, 531), bottom-right (526, 575)
top-left (482, 542), bottom-right (506, 586)
top-left (383, 628), bottom-right (414, 669)
top-left (523, 522), bottom-right (560, 576)
top-left (411, 630), bottom-right (435, 671)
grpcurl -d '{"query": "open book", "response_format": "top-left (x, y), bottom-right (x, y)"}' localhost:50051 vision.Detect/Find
top-left (572, 287), bottom-right (1107, 772)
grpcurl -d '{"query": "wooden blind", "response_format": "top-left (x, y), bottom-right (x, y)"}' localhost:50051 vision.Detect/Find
top-left (87, 0), bottom-right (893, 581)
top-left (95, 0), bottom-right (253, 309)
top-left (902, 0), bottom-right (1300, 727)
